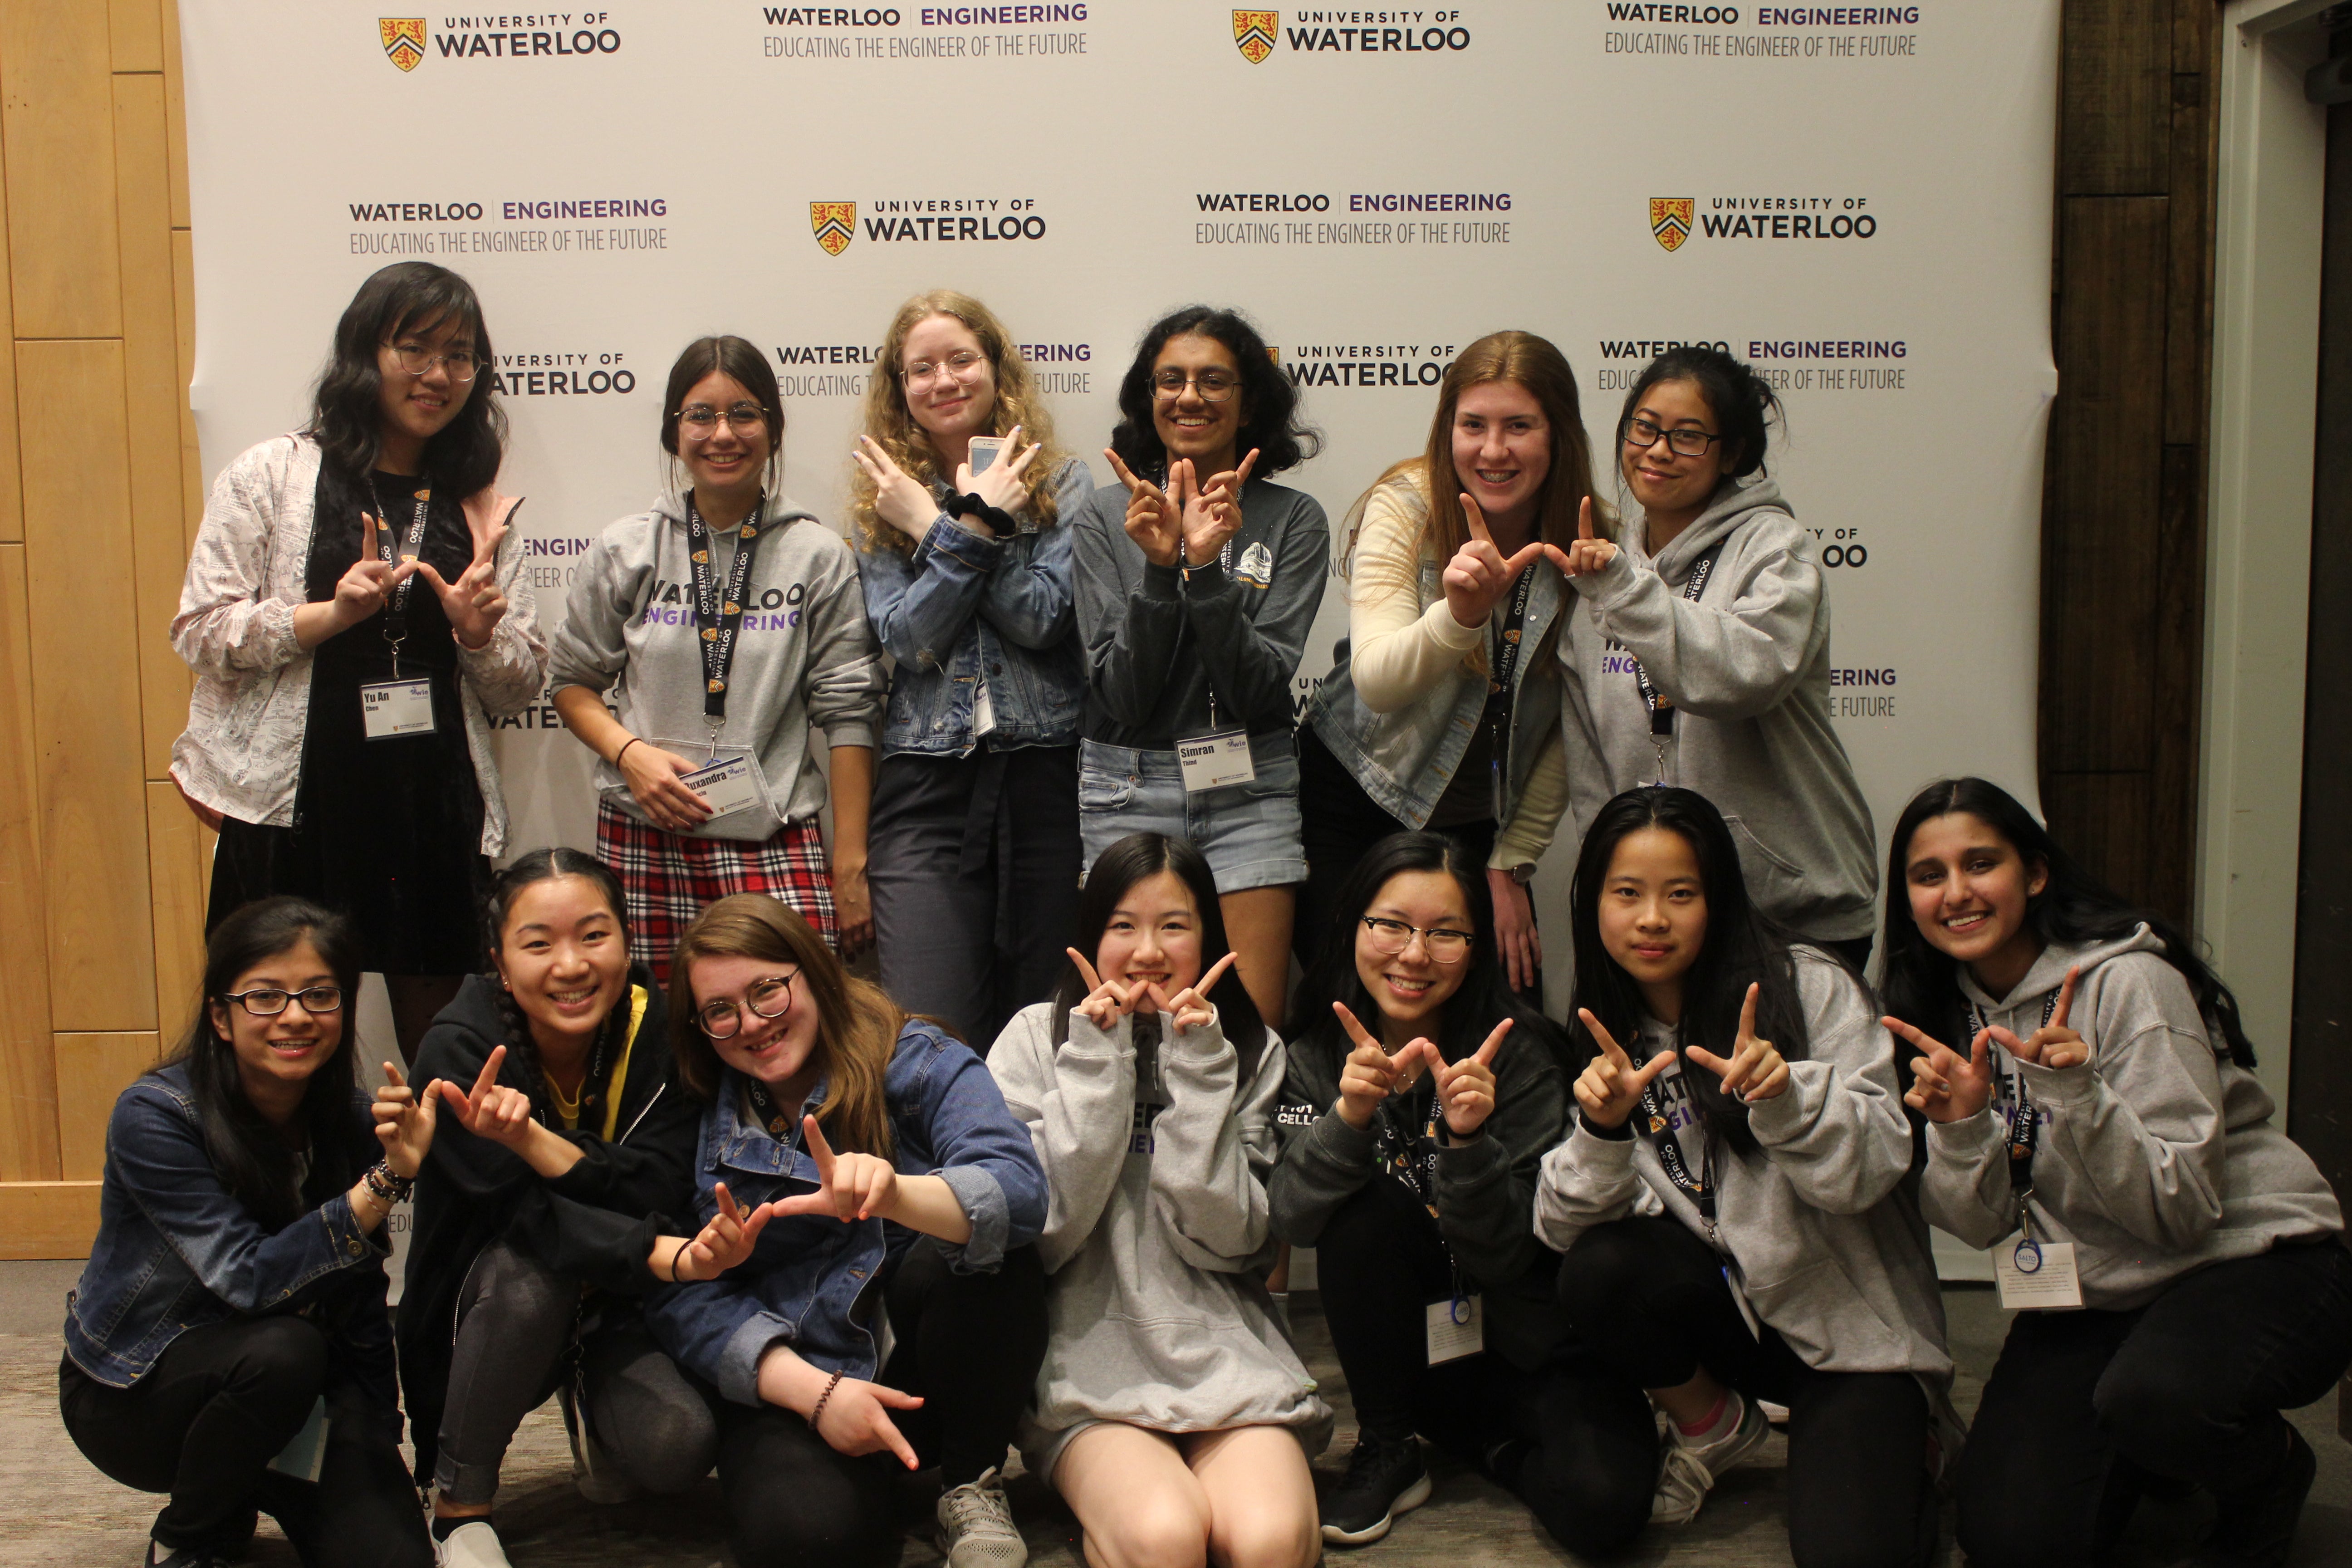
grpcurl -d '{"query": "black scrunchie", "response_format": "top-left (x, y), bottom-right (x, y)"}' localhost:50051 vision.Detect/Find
top-left (946, 493), bottom-right (1017, 536)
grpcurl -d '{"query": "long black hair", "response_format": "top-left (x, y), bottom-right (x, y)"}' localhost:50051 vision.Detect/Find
top-left (153, 898), bottom-right (366, 1229)
top-left (1291, 830), bottom-right (1568, 1076)
top-left (1568, 788), bottom-right (1820, 1154)
top-left (483, 848), bottom-right (639, 1132)
top-left (1049, 833), bottom-right (1265, 1073)
top-left (1879, 778), bottom-right (2256, 1068)
top-left (1108, 304), bottom-right (1321, 479)
top-left (1614, 345), bottom-right (1783, 480)
top-left (309, 262), bottom-right (504, 495)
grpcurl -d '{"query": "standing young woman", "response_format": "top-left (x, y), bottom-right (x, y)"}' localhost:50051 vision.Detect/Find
top-left (1884, 778), bottom-right (2351, 1568)
top-left (1536, 787), bottom-right (1954, 1568)
top-left (62, 898), bottom-right (437, 1568)
top-left (171, 262), bottom-right (543, 1060)
top-left (1072, 306), bottom-right (1328, 1028)
top-left (647, 894), bottom-right (1049, 1568)
top-left (551, 335), bottom-right (886, 981)
top-left (1269, 832), bottom-right (1651, 1554)
top-left (401, 849), bottom-right (745, 1568)
top-left (1551, 346), bottom-right (1875, 963)
top-left (1297, 332), bottom-right (1593, 993)
top-left (990, 833), bottom-right (1330, 1568)
top-left (849, 289), bottom-right (1097, 1044)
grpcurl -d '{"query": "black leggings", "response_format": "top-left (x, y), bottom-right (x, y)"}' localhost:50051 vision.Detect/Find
top-left (720, 1241), bottom-right (1049, 1568)
top-left (59, 1318), bottom-right (430, 1567)
top-left (1956, 1236), bottom-right (2352, 1568)
top-left (1558, 1215), bottom-right (1937, 1568)
top-left (1313, 1179), bottom-right (1656, 1558)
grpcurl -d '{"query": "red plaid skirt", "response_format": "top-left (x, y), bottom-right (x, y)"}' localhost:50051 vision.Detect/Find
top-left (595, 802), bottom-right (836, 985)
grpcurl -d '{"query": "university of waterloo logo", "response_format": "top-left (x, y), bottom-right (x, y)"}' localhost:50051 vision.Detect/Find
top-left (380, 18), bottom-right (426, 72)
top-left (1650, 197), bottom-right (1694, 253)
top-left (810, 202), bottom-right (855, 257)
top-left (1234, 10), bottom-right (1278, 64)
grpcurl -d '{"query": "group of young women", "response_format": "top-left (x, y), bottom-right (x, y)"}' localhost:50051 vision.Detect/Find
top-left (59, 258), bottom-right (2349, 1568)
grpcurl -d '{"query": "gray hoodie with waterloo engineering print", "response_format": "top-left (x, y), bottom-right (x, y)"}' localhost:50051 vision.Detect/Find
top-left (547, 491), bottom-right (885, 827)
top-left (1921, 926), bottom-right (2343, 1311)
top-left (1560, 475), bottom-right (1876, 941)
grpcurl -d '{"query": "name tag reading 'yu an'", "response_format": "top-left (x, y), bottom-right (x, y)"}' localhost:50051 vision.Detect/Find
top-left (680, 756), bottom-right (764, 818)
top-left (1176, 729), bottom-right (1255, 794)
top-left (359, 680), bottom-right (435, 739)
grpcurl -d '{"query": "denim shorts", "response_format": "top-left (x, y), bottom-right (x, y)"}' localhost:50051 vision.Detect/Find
top-left (1076, 732), bottom-right (1306, 893)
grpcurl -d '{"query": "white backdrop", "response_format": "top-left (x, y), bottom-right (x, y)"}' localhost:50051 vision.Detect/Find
top-left (181, 0), bottom-right (2060, 990)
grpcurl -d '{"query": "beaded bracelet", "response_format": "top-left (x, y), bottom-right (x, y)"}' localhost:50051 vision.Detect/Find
top-left (807, 1368), bottom-right (846, 1432)
top-left (362, 1161), bottom-right (414, 1204)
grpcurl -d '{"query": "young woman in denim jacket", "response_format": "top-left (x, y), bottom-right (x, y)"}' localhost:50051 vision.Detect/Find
top-left (849, 290), bottom-right (1096, 1047)
top-left (645, 894), bottom-right (1049, 1568)
top-left (60, 898), bottom-right (440, 1568)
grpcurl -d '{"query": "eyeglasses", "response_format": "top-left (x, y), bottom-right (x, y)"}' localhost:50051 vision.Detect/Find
top-left (384, 343), bottom-right (480, 383)
top-left (900, 349), bottom-right (985, 387)
top-left (218, 985), bottom-right (346, 1017)
top-left (677, 402), bottom-right (769, 440)
top-left (1622, 416), bottom-right (1721, 458)
top-left (1358, 916), bottom-right (1473, 964)
top-left (695, 972), bottom-right (798, 1039)
top-left (1151, 369), bottom-right (1239, 403)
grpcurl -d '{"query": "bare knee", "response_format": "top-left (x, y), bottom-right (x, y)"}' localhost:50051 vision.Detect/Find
top-left (1212, 1509), bottom-right (1320, 1568)
top-left (1090, 1497), bottom-right (1211, 1568)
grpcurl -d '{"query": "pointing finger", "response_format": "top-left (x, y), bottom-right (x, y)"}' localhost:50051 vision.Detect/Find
top-left (714, 1181), bottom-right (742, 1226)
top-left (800, 1114), bottom-right (837, 1176)
top-left (1459, 491), bottom-right (1492, 544)
top-left (1067, 947), bottom-right (1103, 995)
top-left (1474, 1018), bottom-right (1513, 1067)
top-left (2049, 965), bottom-right (2081, 1034)
top-left (1738, 982), bottom-right (1760, 1044)
top-left (1632, 1049), bottom-right (1681, 1090)
top-left (1578, 1008), bottom-right (1631, 1068)
top-left (1578, 495), bottom-right (1595, 542)
top-left (470, 1045), bottom-right (506, 1106)
top-left (1103, 448), bottom-right (1145, 492)
top-left (1502, 541), bottom-right (1548, 578)
top-left (1332, 1001), bottom-right (1381, 1053)
top-left (1194, 951), bottom-right (1240, 999)
top-left (382, 1059), bottom-right (408, 1088)
top-left (1231, 448), bottom-right (1259, 490)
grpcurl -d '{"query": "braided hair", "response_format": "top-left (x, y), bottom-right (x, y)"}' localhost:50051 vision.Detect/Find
top-left (484, 848), bottom-right (636, 1132)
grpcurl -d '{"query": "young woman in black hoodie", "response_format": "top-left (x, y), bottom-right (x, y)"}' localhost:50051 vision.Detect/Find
top-left (400, 848), bottom-right (765, 1568)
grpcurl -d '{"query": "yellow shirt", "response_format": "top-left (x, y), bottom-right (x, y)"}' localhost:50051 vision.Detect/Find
top-left (550, 985), bottom-right (649, 1140)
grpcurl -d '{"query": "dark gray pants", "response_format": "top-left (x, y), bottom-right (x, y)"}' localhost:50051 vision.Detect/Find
top-left (435, 1240), bottom-right (716, 1505)
top-left (868, 743), bottom-right (1082, 1050)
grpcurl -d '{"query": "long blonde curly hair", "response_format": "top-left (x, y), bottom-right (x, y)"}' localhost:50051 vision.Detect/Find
top-left (848, 289), bottom-right (1073, 555)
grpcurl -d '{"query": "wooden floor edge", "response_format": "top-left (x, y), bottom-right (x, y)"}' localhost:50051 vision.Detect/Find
top-left (0, 1182), bottom-right (99, 1259)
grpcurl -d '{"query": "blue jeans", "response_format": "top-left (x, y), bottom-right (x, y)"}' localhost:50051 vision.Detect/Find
top-left (1077, 732), bottom-right (1305, 892)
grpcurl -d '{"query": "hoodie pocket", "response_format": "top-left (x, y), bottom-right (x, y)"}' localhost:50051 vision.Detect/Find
top-left (1724, 815), bottom-right (1805, 913)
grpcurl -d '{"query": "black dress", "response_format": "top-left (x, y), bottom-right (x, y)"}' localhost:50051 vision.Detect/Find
top-left (205, 463), bottom-right (491, 974)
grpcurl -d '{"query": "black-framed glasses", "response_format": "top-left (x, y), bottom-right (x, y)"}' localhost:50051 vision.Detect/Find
top-left (677, 402), bottom-right (769, 440)
top-left (1151, 369), bottom-right (1239, 403)
top-left (1358, 916), bottom-right (1473, 964)
top-left (695, 972), bottom-right (799, 1039)
top-left (219, 985), bottom-right (345, 1017)
top-left (901, 349), bottom-right (985, 386)
top-left (1622, 415), bottom-right (1721, 458)
top-left (385, 343), bottom-right (480, 383)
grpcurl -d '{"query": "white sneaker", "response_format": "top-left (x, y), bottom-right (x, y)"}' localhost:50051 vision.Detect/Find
top-left (1651, 1392), bottom-right (1771, 1524)
top-left (432, 1520), bottom-right (513, 1568)
top-left (936, 1466), bottom-right (1027, 1568)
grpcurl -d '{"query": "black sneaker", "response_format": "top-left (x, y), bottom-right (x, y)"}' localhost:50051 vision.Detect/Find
top-left (1321, 1431), bottom-right (1431, 1546)
top-left (2194, 1424), bottom-right (2317, 1568)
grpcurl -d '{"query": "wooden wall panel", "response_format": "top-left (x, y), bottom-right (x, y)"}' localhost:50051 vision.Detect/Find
top-left (0, 1183), bottom-right (103, 1260)
top-left (172, 229), bottom-right (201, 541)
top-left (164, 0), bottom-right (191, 233)
top-left (17, 340), bottom-right (157, 1033)
top-left (54, 1033), bottom-right (159, 1179)
top-left (0, 125), bottom-right (20, 547)
top-left (0, 545), bottom-right (59, 1182)
top-left (110, 0), bottom-right (166, 74)
top-left (0, 2), bottom-right (126, 337)
top-left (145, 781), bottom-right (207, 1039)
top-left (2058, 0), bottom-right (2172, 195)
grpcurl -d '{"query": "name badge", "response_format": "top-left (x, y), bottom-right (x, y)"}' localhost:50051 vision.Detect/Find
top-left (359, 679), bottom-right (435, 739)
top-left (1994, 1237), bottom-right (2084, 1310)
top-left (1176, 729), bottom-right (1255, 794)
top-left (1425, 1294), bottom-right (1484, 1365)
top-left (680, 755), bottom-right (764, 818)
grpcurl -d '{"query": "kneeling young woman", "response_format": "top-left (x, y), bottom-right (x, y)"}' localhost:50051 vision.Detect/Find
top-left (1885, 778), bottom-right (2351, 1568)
top-left (62, 899), bottom-right (437, 1568)
top-left (647, 894), bottom-right (1050, 1568)
top-left (1537, 788), bottom-right (1954, 1568)
top-left (990, 833), bottom-right (1331, 1568)
top-left (1269, 832), bottom-right (1651, 1554)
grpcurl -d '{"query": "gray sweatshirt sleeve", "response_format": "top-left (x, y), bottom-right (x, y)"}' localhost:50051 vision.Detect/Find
top-left (2009, 956), bottom-right (2228, 1253)
top-left (546, 526), bottom-right (647, 696)
top-left (1182, 487), bottom-right (1329, 726)
top-left (1073, 492), bottom-right (1188, 728)
top-left (1534, 1118), bottom-right (1650, 1255)
top-left (1149, 1019), bottom-right (1280, 1274)
top-left (798, 534), bottom-right (886, 749)
top-left (1436, 1047), bottom-right (1570, 1283)
top-left (1574, 527), bottom-right (1820, 721)
top-left (989, 1008), bottom-right (1137, 1275)
top-left (1743, 957), bottom-right (1914, 1215)
top-left (1921, 1107), bottom-right (2018, 1250)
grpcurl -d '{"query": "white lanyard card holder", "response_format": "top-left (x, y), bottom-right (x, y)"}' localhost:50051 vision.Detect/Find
top-left (1425, 1293), bottom-right (1485, 1365)
top-left (359, 679), bottom-right (435, 739)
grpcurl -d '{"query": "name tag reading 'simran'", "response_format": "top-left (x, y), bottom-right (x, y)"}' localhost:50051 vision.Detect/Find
top-left (1176, 730), bottom-right (1255, 793)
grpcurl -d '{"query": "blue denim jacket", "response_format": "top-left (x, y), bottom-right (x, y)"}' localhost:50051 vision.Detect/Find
top-left (854, 458), bottom-right (1094, 757)
top-left (643, 1020), bottom-right (1047, 1406)
top-left (64, 1065), bottom-right (395, 1405)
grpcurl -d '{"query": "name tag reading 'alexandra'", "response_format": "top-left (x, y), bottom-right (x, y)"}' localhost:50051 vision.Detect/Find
top-left (680, 756), bottom-right (764, 818)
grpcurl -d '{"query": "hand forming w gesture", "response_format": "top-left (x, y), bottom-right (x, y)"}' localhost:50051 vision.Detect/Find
top-left (1443, 493), bottom-right (1550, 629)
top-left (431, 1044), bottom-right (536, 1149)
top-left (766, 1115), bottom-right (900, 1224)
top-left (1137, 951), bottom-right (1238, 1038)
top-left (1685, 983), bottom-right (1789, 1104)
top-left (1066, 947), bottom-right (1142, 1032)
top-left (329, 512), bottom-right (417, 630)
top-left (371, 1058), bottom-right (441, 1179)
top-left (1893, 965), bottom-right (2084, 1123)
top-left (1104, 448), bottom-right (1184, 568)
top-left (414, 514), bottom-right (510, 650)
top-left (1331, 1001), bottom-right (1434, 1132)
top-left (1571, 1009), bottom-right (1679, 1130)
top-left (1994, 965), bottom-right (2086, 1070)
top-left (670, 1181), bottom-right (773, 1281)
top-left (1433, 1018), bottom-right (1514, 1137)
top-left (1547, 496), bottom-right (1617, 579)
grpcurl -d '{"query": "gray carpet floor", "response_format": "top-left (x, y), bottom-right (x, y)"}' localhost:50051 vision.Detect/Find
top-left (4, 1259), bottom-right (2346, 1566)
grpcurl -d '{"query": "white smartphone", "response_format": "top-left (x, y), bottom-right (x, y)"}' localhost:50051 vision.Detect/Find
top-left (967, 436), bottom-right (1009, 475)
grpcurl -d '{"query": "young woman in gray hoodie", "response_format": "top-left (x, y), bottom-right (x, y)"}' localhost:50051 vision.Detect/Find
top-left (989, 833), bottom-right (1331, 1568)
top-left (1537, 786), bottom-right (1953, 1568)
top-left (1551, 348), bottom-right (1875, 962)
top-left (1885, 778), bottom-right (2351, 1568)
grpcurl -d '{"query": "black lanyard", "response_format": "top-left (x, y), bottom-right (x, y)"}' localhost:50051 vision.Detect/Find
top-left (1969, 991), bottom-right (2060, 1181)
top-left (1635, 1063), bottom-right (1715, 1228)
top-left (1630, 541), bottom-right (1726, 739)
top-left (368, 478), bottom-right (432, 671)
top-left (686, 493), bottom-right (771, 738)
top-left (744, 1075), bottom-right (798, 1140)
